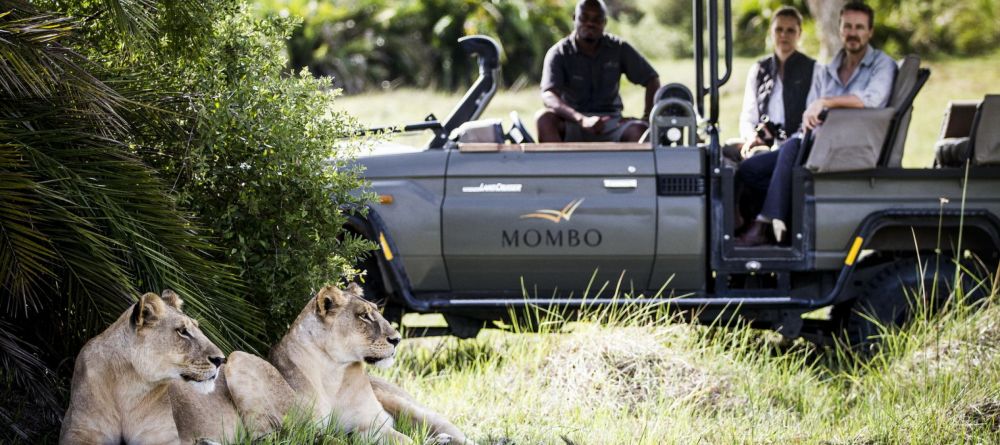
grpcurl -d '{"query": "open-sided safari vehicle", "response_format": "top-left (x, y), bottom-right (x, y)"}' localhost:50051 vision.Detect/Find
top-left (345, 1), bottom-right (1000, 345)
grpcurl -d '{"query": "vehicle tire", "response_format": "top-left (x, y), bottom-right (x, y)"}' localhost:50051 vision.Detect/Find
top-left (831, 255), bottom-right (984, 348)
top-left (443, 314), bottom-right (486, 339)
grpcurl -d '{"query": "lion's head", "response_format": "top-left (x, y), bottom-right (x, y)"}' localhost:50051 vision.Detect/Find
top-left (128, 290), bottom-right (225, 392)
top-left (303, 283), bottom-right (402, 369)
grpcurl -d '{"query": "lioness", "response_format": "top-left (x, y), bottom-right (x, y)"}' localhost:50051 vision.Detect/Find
top-left (60, 290), bottom-right (225, 445)
top-left (269, 283), bottom-right (474, 445)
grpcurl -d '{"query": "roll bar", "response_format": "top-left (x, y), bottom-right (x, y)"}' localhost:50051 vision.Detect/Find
top-left (693, 0), bottom-right (733, 127)
top-left (360, 35), bottom-right (502, 148)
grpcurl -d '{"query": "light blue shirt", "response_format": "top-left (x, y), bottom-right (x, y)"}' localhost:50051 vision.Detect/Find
top-left (807, 45), bottom-right (896, 109)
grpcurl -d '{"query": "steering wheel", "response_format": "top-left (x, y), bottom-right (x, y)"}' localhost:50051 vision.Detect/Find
top-left (506, 111), bottom-right (536, 144)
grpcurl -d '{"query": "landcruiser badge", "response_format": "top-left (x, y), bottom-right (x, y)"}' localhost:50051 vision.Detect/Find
top-left (520, 198), bottom-right (584, 223)
top-left (461, 183), bottom-right (522, 193)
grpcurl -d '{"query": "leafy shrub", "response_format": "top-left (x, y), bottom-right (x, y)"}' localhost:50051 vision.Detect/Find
top-left (77, 3), bottom-right (374, 340)
top-left (162, 8), bottom-right (373, 337)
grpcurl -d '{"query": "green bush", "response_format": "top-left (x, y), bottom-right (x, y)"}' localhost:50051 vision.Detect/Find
top-left (85, 4), bottom-right (374, 340)
top-left (164, 8), bottom-right (373, 337)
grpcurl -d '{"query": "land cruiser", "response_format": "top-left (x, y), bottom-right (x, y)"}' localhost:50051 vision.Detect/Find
top-left (344, 1), bottom-right (1000, 344)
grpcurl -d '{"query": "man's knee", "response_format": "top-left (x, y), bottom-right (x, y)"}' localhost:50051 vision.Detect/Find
top-left (536, 108), bottom-right (565, 142)
top-left (535, 108), bottom-right (558, 124)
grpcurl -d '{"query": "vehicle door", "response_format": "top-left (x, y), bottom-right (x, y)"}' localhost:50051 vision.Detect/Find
top-left (442, 145), bottom-right (657, 295)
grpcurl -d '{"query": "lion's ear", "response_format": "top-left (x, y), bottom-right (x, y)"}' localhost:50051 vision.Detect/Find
top-left (315, 285), bottom-right (349, 317)
top-left (160, 289), bottom-right (183, 311)
top-left (130, 292), bottom-right (166, 329)
top-left (345, 282), bottom-right (364, 298)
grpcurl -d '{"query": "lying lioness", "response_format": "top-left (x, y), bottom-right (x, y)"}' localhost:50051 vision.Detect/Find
top-left (60, 290), bottom-right (224, 445)
top-left (269, 283), bottom-right (475, 445)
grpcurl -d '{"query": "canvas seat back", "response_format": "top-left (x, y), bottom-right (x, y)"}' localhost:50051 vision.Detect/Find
top-left (803, 55), bottom-right (928, 172)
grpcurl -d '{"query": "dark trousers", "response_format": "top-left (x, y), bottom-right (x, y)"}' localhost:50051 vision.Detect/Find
top-left (735, 137), bottom-right (803, 222)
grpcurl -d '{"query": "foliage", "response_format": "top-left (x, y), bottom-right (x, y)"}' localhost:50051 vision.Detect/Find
top-left (0, 0), bottom-right (261, 440)
top-left (256, 0), bottom-right (572, 93)
top-left (732, 0), bottom-right (1000, 60)
top-left (158, 8), bottom-right (373, 338)
top-left (869, 0), bottom-right (1000, 57)
top-left (606, 0), bottom-right (695, 59)
top-left (52, 0), bottom-right (373, 340)
top-left (2, 0), bottom-right (371, 440)
top-left (731, 0), bottom-right (811, 57)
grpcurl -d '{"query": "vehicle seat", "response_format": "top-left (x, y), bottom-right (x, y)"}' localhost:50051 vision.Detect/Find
top-left (934, 95), bottom-right (1000, 167)
top-left (803, 55), bottom-right (929, 172)
top-left (449, 119), bottom-right (504, 143)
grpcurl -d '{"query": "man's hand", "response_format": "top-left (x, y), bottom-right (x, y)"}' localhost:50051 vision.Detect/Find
top-left (579, 115), bottom-right (611, 134)
top-left (802, 99), bottom-right (826, 131)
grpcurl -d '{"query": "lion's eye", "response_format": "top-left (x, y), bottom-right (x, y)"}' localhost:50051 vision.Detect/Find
top-left (177, 327), bottom-right (191, 338)
top-left (357, 312), bottom-right (370, 322)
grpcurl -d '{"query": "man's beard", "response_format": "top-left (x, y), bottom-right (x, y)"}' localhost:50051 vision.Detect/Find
top-left (845, 37), bottom-right (863, 52)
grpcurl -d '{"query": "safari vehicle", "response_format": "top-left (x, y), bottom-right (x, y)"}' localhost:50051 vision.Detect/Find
top-left (344, 2), bottom-right (1000, 344)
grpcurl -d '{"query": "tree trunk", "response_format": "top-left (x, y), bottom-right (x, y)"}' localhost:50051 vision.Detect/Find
top-left (806, 0), bottom-right (846, 61)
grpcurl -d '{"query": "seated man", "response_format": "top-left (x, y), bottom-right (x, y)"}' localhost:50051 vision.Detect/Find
top-left (535, 0), bottom-right (660, 143)
top-left (736, 1), bottom-right (896, 246)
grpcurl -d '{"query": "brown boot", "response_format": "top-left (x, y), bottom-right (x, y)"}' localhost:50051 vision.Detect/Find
top-left (735, 220), bottom-right (771, 247)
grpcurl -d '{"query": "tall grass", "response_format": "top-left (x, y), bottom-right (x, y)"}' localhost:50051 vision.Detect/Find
top-left (235, 259), bottom-right (999, 444)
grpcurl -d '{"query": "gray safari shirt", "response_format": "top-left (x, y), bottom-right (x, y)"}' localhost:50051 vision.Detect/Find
top-left (541, 33), bottom-right (658, 115)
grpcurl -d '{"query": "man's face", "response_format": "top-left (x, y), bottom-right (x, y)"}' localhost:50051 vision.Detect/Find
top-left (574, 4), bottom-right (606, 44)
top-left (770, 15), bottom-right (801, 55)
top-left (839, 10), bottom-right (873, 55)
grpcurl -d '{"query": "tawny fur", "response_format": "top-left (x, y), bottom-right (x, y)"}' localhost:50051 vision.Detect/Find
top-left (60, 291), bottom-right (224, 445)
top-left (170, 351), bottom-right (295, 443)
top-left (268, 283), bottom-right (475, 445)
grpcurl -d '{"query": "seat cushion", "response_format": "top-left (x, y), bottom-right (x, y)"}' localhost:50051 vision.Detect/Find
top-left (934, 137), bottom-right (970, 168)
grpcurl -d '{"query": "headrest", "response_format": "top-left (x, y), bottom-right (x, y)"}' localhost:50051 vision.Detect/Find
top-left (449, 119), bottom-right (504, 144)
top-left (973, 95), bottom-right (1000, 166)
top-left (890, 55), bottom-right (920, 108)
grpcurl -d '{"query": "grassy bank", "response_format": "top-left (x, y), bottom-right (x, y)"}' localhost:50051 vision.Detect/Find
top-left (334, 53), bottom-right (999, 167)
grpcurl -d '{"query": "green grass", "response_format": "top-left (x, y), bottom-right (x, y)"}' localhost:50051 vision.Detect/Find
top-left (334, 53), bottom-right (1000, 167)
top-left (231, 260), bottom-right (1000, 444)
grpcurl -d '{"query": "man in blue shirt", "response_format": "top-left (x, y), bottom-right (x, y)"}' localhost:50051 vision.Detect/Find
top-left (536, 0), bottom-right (660, 143)
top-left (736, 1), bottom-right (896, 246)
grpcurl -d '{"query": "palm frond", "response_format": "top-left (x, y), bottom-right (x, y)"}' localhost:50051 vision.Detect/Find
top-left (0, 319), bottom-right (60, 441)
top-left (0, 8), bottom-right (127, 133)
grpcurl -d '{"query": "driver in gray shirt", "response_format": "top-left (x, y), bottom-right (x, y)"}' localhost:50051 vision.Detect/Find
top-left (535, 0), bottom-right (660, 143)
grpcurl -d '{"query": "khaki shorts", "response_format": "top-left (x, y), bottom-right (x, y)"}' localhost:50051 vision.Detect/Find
top-left (564, 114), bottom-right (645, 142)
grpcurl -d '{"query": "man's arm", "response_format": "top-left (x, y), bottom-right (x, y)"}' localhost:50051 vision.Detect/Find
top-left (542, 88), bottom-right (585, 123)
top-left (803, 95), bottom-right (865, 130)
top-left (542, 88), bottom-right (605, 133)
top-left (642, 76), bottom-right (660, 121)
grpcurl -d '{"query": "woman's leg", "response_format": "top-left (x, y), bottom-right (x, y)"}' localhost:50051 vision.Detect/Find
top-left (758, 137), bottom-right (803, 222)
